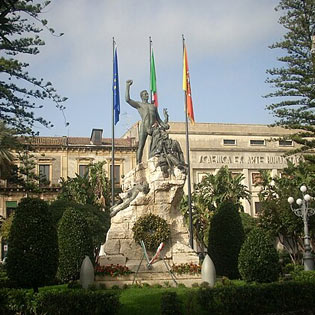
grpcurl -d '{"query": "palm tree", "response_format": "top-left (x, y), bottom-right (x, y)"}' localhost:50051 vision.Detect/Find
top-left (194, 166), bottom-right (251, 212)
top-left (181, 166), bottom-right (251, 249)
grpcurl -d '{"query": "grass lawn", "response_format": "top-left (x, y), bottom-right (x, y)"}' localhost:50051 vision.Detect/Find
top-left (36, 283), bottom-right (204, 314)
top-left (38, 284), bottom-right (205, 314)
top-left (117, 286), bottom-right (204, 315)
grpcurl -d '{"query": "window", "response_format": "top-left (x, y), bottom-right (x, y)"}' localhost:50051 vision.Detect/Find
top-left (223, 139), bottom-right (236, 145)
top-left (279, 140), bottom-right (293, 147)
top-left (39, 164), bottom-right (50, 186)
top-left (255, 202), bottom-right (262, 214)
top-left (110, 165), bottom-right (121, 185)
top-left (251, 172), bottom-right (263, 185)
top-left (250, 139), bottom-right (265, 146)
top-left (6, 201), bottom-right (17, 217)
top-left (1, 239), bottom-right (8, 260)
top-left (79, 165), bottom-right (89, 177)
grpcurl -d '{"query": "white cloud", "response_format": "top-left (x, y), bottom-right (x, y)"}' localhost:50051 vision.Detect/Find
top-left (18, 0), bottom-right (283, 136)
top-left (33, 0), bottom-right (281, 87)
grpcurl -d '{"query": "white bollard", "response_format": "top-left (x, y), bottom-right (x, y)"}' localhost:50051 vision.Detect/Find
top-left (201, 254), bottom-right (216, 287)
top-left (80, 255), bottom-right (94, 289)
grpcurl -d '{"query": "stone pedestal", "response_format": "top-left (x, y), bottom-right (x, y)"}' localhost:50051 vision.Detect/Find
top-left (99, 158), bottom-right (199, 273)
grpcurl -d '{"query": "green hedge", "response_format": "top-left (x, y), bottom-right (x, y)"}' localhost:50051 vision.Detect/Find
top-left (197, 280), bottom-right (315, 314)
top-left (0, 288), bottom-right (120, 315)
top-left (160, 291), bottom-right (182, 315)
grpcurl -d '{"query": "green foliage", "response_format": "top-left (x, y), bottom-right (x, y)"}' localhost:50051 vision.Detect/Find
top-left (57, 207), bottom-right (93, 282)
top-left (238, 228), bottom-right (280, 283)
top-left (0, 0), bottom-right (67, 135)
top-left (0, 213), bottom-right (13, 240)
top-left (282, 263), bottom-right (304, 275)
top-left (0, 288), bottom-right (31, 314)
top-left (265, 0), bottom-right (315, 155)
top-left (181, 166), bottom-right (251, 249)
top-left (194, 166), bottom-right (251, 212)
top-left (49, 199), bottom-right (110, 259)
top-left (0, 288), bottom-right (120, 315)
top-left (180, 193), bottom-right (213, 250)
top-left (239, 212), bottom-right (258, 237)
top-left (33, 290), bottom-right (120, 315)
top-left (257, 161), bottom-right (315, 264)
top-left (0, 121), bottom-right (20, 179)
top-left (0, 263), bottom-right (16, 289)
top-left (6, 198), bottom-right (58, 292)
top-left (284, 264), bottom-right (315, 281)
top-left (132, 213), bottom-right (170, 251)
top-left (197, 281), bottom-right (315, 314)
top-left (208, 200), bottom-right (245, 279)
top-left (160, 291), bottom-right (182, 315)
top-left (58, 161), bottom-right (111, 209)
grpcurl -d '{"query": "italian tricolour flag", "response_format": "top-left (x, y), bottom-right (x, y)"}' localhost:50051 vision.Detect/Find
top-left (150, 49), bottom-right (158, 107)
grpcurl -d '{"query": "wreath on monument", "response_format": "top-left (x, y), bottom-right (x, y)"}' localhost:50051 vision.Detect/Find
top-left (132, 213), bottom-right (170, 251)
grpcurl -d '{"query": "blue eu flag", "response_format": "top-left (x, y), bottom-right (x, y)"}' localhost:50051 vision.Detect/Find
top-left (113, 47), bottom-right (120, 125)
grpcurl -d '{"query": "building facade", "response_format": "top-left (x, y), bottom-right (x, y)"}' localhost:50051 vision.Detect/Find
top-left (0, 129), bottom-right (137, 260)
top-left (124, 122), bottom-right (300, 216)
top-left (0, 122), bottom-right (300, 260)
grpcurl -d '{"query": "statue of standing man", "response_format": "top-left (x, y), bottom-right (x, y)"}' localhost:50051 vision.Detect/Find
top-left (125, 80), bottom-right (169, 164)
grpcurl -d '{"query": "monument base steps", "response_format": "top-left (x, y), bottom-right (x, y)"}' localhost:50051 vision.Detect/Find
top-left (95, 272), bottom-right (202, 288)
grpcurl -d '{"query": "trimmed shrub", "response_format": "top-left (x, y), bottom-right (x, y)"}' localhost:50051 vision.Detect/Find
top-left (160, 291), bottom-right (182, 315)
top-left (49, 200), bottom-right (110, 259)
top-left (238, 228), bottom-right (279, 283)
top-left (6, 198), bottom-right (58, 292)
top-left (197, 281), bottom-right (315, 314)
top-left (0, 288), bottom-right (120, 315)
top-left (208, 200), bottom-right (245, 279)
top-left (0, 288), bottom-right (31, 315)
top-left (33, 289), bottom-right (120, 315)
top-left (57, 207), bottom-right (94, 282)
top-left (291, 269), bottom-right (315, 282)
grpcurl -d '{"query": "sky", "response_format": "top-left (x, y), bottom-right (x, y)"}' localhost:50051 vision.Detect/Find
top-left (24, 0), bottom-right (285, 138)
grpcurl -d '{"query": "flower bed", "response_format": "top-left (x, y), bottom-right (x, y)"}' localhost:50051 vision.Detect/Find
top-left (171, 263), bottom-right (201, 275)
top-left (95, 264), bottom-right (132, 277)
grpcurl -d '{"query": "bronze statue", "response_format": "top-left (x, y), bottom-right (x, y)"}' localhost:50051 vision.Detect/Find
top-left (125, 80), bottom-right (169, 163)
top-left (155, 130), bottom-right (187, 176)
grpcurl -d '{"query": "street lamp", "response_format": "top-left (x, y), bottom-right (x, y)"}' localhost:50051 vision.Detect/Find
top-left (288, 185), bottom-right (315, 271)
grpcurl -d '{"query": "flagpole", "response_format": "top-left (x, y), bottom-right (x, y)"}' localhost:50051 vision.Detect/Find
top-left (111, 37), bottom-right (115, 207)
top-left (149, 36), bottom-right (152, 104)
top-left (182, 35), bottom-right (194, 250)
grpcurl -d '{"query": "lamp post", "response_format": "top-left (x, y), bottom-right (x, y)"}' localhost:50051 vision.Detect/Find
top-left (288, 185), bottom-right (315, 271)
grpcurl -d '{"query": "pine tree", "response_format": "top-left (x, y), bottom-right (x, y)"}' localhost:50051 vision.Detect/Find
top-left (265, 0), bottom-right (315, 156)
top-left (0, 0), bottom-right (67, 135)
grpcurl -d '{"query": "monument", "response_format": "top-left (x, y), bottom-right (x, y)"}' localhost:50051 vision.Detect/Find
top-left (98, 80), bottom-right (200, 286)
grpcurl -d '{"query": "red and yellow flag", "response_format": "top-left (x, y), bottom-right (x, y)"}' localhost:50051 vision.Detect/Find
top-left (182, 45), bottom-right (195, 123)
